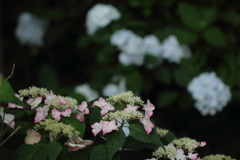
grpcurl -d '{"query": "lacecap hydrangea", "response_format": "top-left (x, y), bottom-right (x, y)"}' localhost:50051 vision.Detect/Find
top-left (85, 4), bottom-right (121, 35)
top-left (187, 72), bottom-right (231, 116)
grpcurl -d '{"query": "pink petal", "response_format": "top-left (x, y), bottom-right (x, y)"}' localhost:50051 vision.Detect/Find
top-left (51, 109), bottom-right (62, 121)
top-left (78, 101), bottom-right (88, 111)
top-left (76, 112), bottom-right (85, 122)
top-left (200, 141), bottom-right (206, 147)
top-left (58, 97), bottom-right (68, 105)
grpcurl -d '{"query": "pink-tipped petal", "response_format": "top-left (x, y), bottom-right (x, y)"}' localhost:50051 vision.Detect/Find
top-left (25, 129), bottom-right (41, 144)
top-left (58, 97), bottom-right (68, 104)
top-left (61, 108), bottom-right (72, 117)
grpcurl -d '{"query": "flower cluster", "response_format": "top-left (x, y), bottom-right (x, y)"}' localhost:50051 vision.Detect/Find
top-left (15, 12), bottom-right (48, 46)
top-left (91, 93), bottom-right (155, 136)
top-left (202, 154), bottom-right (236, 160)
top-left (187, 72), bottom-right (231, 116)
top-left (156, 127), bottom-right (169, 137)
top-left (110, 29), bottom-right (191, 67)
top-left (150, 137), bottom-right (206, 160)
top-left (106, 91), bottom-right (144, 106)
top-left (86, 4), bottom-right (121, 35)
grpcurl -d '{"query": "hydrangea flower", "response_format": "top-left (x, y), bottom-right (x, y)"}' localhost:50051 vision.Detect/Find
top-left (75, 83), bottom-right (99, 101)
top-left (15, 12), bottom-right (48, 46)
top-left (86, 4), bottom-right (121, 35)
top-left (187, 72), bottom-right (231, 116)
top-left (161, 35), bottom-right (191, 64)
top-left (26, 97), bottom-right (42, 109)
top-left (0, 110), bottom-right (15, 129)
top-left (140, 116), bottom-right (154, 134)
top-left (34, 105), bottom-right (49, 123)
top-left (25, 129), bottom-right (41, 144)
top-left (110, 29), bottom-right (146, 66)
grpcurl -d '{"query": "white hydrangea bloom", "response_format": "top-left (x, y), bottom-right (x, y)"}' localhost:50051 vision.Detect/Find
top-left (102, 76), bottom-right (126, 96)
top-left (110, 29), bottom-right (146, 66)
top-left (86, 4), bottom-right (121, 35)
top-left (15, 12), bottom-right (48, 46)
top-left (143, 34), bottom-right (162, 57)
top-left (187, 72), bottom-right (231, 116)
top-left (75, 83), bottom-right (99, 101)
top-left (143, 34), bottom-right (163, 69)
top-left (162, 35), bottom-right (191, 64)
top-left (110, 29), bottom-right (134, 48)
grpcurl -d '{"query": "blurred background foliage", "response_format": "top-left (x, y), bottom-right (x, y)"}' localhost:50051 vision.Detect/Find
top-left (1, 0), bottom-right (240, 158)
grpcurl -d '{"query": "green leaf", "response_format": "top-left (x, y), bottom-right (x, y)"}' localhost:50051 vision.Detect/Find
top-left (203, 27), bottom-right (227, 47)
top-left (90, 144), bottom-right (108, 160)
top-left (72, 152), bottom-right (88, 160)
top-left (221, 10), bottom-right (240, 25)
top-left (89, 107), bottom-right (101, 125)
top-left (126, 71), bottom-right (143, 92)
top-left (174, 28), bottom-right (198, 44)
top-left (165, 132), bottom-right (178, 143)
top-left (129, 123), bottom-right (163, 147)
top-left (106, 129), bottom-right (126, 160)
top-left (46, 141), bottom-right (62, 160)
top-left (157, 90), bottom-right (179, 107)
top-left (0, 75), bottom-right (25, 106)
top-left (39, 65), bottom-right (59, 91)
top-left (16, 144), bottom-right (47, 160)
top-left (178, 3), bottom-right (203, 30)
top-left (123, 136), bottom-right (158, 150)
top-left (61, 115), bottom-right (86, 138)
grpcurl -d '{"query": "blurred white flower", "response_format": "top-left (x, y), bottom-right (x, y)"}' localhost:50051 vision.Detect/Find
top-left (102, 76), bottom-right (126, 96)
top-left (15, 12), bottom-right (48, 46)
top-left (86, 4), bottom-right (121, 35)
top-left (187, 72), bottom-right (231, 116)
top-left (110, 29), bottom-right (146, 66)
top-left (143, 35), bottom-right (163, 69)
top-left (143, 34), bottom-right (162, 57)
top-left (75, 83), bottom-right (99, 101)
top-left (162, 35), bottom-right (191, 64)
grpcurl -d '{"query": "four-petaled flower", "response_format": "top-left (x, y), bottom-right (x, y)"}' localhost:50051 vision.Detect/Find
top-left (0, 111), bottom-right (15, 129)
top-left (102, 120), bottom-right (119, 135)
top-left (78, 101), bottom-right (89, 114)
top-left (51, 109), bottom-right (62, 121)
top-left (100, 104), bottom-right (115, 116)
top-left (64, 135), bottom-right (93, 152)
top-left (140, 116), bottom-right (154, 134)
top-left (61, 108), bottom-right (72, 117)
top-left (34, 105), bottom-right (49, 123)
top-left (44, 90), bottom-right (56, 104)
top-left (142, 99), bottom-right (155, 118)
top-left (92, 97), bottom-right (109, 107)
top-left (26, 97), bottom-right (42, 109)
top-left (123, 104), bottom-right (139, 112)
top-left (25, 129), bottom-right (41, 144)
top-left (199, 141), bottom-right (206, 147)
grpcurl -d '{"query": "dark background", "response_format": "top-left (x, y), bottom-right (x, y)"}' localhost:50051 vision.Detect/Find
top-left (1, 0), bottom-right (240, 158)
